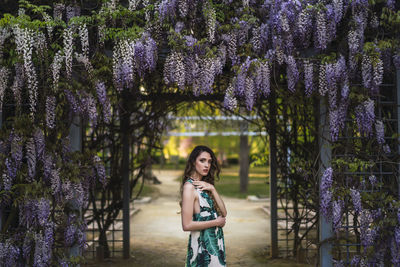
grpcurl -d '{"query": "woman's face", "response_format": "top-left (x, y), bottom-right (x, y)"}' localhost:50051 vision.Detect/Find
top-left (194, 151), bottom-right (212, 178)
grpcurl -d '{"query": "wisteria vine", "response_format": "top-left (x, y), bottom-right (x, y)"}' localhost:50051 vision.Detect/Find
top-left (0, 0), bottom-right (399, 265)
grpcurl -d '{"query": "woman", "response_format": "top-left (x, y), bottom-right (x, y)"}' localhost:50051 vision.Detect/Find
top-left (181, 145), bottom-right (227, 267)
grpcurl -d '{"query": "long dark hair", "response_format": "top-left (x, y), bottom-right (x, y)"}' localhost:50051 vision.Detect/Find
top-left (179, 145), bottom-right (221, 212)
top-left (182, 145), bottom-right (220, 186)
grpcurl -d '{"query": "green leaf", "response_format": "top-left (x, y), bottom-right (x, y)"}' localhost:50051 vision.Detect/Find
top-left (203, 228), bottom-right (219, 256)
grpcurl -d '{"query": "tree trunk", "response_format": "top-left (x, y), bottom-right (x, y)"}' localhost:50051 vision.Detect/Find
top-left (239, 120), bottom-right (249, 193)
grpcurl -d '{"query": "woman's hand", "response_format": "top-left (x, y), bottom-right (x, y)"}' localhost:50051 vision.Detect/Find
top-left (192, 180), bottom-right (215, 192)
top-left (214, 216), bottom-right (226, 227)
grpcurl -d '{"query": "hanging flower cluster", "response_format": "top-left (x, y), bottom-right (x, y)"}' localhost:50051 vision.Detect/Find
top-left (63, 27), bottom-right (74, 80)
top-left (320, 167), bottom-right (333, 219)
top-left (355, 99), bottom-right (375, 137)
top-left (0, 6), bottom-right (112, 265)
top-left (13, 26), bottom-right (38, 116)
top-left (113, 34), bottom-right (158, 91)
top-left (0, 123), bottom-right (101, 265)
top-left (0, 66), bottom-right (8, 110)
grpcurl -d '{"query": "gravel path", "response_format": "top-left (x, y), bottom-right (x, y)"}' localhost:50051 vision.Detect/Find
top-left (84, 170), bottom-right (311, 267)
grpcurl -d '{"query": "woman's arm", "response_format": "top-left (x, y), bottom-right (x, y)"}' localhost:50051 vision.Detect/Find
top-left (210, 186), bottom-right (227, 217)
top-left (181, 182), bottom-right (226, 231)
top-left (192, 181), bottom-right (227, 217)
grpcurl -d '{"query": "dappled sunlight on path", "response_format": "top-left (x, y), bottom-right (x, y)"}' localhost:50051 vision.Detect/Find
top-left (84, 169), bottom-right (311, 267)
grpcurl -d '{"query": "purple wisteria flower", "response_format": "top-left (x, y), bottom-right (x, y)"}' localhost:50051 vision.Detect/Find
top-left (261, 62), bottom-right (271, 96)
top-left (62, 180), bottom-right (74, 202)
top-left (369, 175), bottom-right (377, 186)
top-left (251, 26), bottom-right (261, 53)
top-left (64, 89), bottom-right (80, 114)
top-left (96, 82), bottom-right (107, 105)
top-left (325, 62), bottom-right (336, 94)
top-left (286, 55), bottom-right (298, 92)
top-left (0, 240), bottom-right (19, 266)
top-left (174, 21), bottom-right (184, 33)
top-left (341, 82), bottom-right (349, 100)
top-left (304, 60), bottom-right (313, 97)
top-left (351, 255), bottom-right (361, 266)
top-left (46, 96), bottom-right (56, 129)
top-left (320, 167), bottom-right (333, 219)
top-left (5, 158), bottom-right (16, 183)
top-left (395, 226), bottom-right (400, 246)
top-left (50, 168), bottom-right (61, 195)
top-left (65, 224), bottom-right (77, 246)
top-left (371, 208), bottom-right (381, 220)
top-left (10, 133), bottom-right (22, 168)
top-left (59, 259), bottom-right (69, 267)
top-left (34, 128), bottom-right (45, 161)
top-left (355, 99), bottom-right (375, 136)
top-left (43, 154), bottom-right (53, 182)
top-left (391, 238), bottom-right (400, 266)
top-left (22, 233), bottom-right (33, 260)
top-left (333, 260), bottom-right (344, 267)
top-left (77, 223), bottom-right (87, 248)
top-left (80, 93), bottom-right (98, 126)
top-left (245, 77), bottom-right (255, 110)
top-left (397, 208), bottom-right (400, 224)
top-left (37, 198), bottom-right (51, 227)
top-left (223, 84), bottom-right (238, 111)
top-left (359, 209), bottom-right (375, 247)
top-left (296, 9), bottom-right (312, 45)
top-left (316, 10), bottom-right (327, 50)
top-left (393, 54), bottom-right (400, 69)
top-left (94, 155), bottom-right (107, 187)
top-left (144, 36), bottom-right (157, 72)
top-left (362, 54), bottom-right (372, 89)
top-left (383, 144), bottom-right (391, 154)
top-left (350, 188), bottom-right (362, 214)
top-left (333, 199), bottom-right (344, 235)
top-left (335, 55), bottom-right (346, 80)
top-left (387, 0), bottom-right (395, 9)
top-left (34, 232), bottom-right (51, 266)
top-left (372, 57), bottom-right (383, 94)
top-left (158, 0), bottom-right (176, 21)
top-left (0, 67), bottom-right (9, 110)
top-left (319, 63), bottom-right (328, 96)
top-left (329, 109), bottom-right (340, 142)
top-left (227, 31), bottom-right (237, 65)
top-left (53, 3), bottom-right (65, 20)
top-left (375, 120), bottom-right (385, 144)
top-left (26, 138), bottom-right (36, 181)
top-left (19, 199), bottom-right (35, 227)
top-left (184, 35), bottom-right (197, 47)
top-left (66, 4), bottom-right (80, 21)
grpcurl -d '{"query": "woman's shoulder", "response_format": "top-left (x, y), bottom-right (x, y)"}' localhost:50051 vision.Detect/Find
top-left (183, 178), bottom-right (195, 190)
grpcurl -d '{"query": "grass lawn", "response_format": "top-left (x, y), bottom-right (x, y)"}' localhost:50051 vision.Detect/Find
top-left (152, 164), bottom-right (269, 198)
top-left (215, 179), bottom-right (269, 199)
top-left (216, 167), bottom-right (269, 199)
top-left (169, 165), bottom-right (270, 199)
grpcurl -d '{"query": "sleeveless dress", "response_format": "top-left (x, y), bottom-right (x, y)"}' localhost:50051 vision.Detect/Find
top-left (185, 178), bottom-right (226, 267)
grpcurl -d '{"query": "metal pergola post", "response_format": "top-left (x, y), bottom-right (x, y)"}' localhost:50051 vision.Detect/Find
top-left (0, 111), bottom-right (2, 230)
top-left (269, 91), bottom-right (278, 258)
top-left (121, 93), bottom-right (131, 259)
top-left (397, 69), bottom-right (400, 198)
top-left (319, 97), bottom-right (333, 267)
top-left (69, 116), bottom-right (82, 263)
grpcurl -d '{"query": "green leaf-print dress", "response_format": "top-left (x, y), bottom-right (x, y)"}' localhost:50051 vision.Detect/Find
top-left (185, 179), bottom-right (226, 267)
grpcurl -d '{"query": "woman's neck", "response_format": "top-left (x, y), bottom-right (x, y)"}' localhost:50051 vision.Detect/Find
top-left (191, 173), bottom-right (202, 181)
